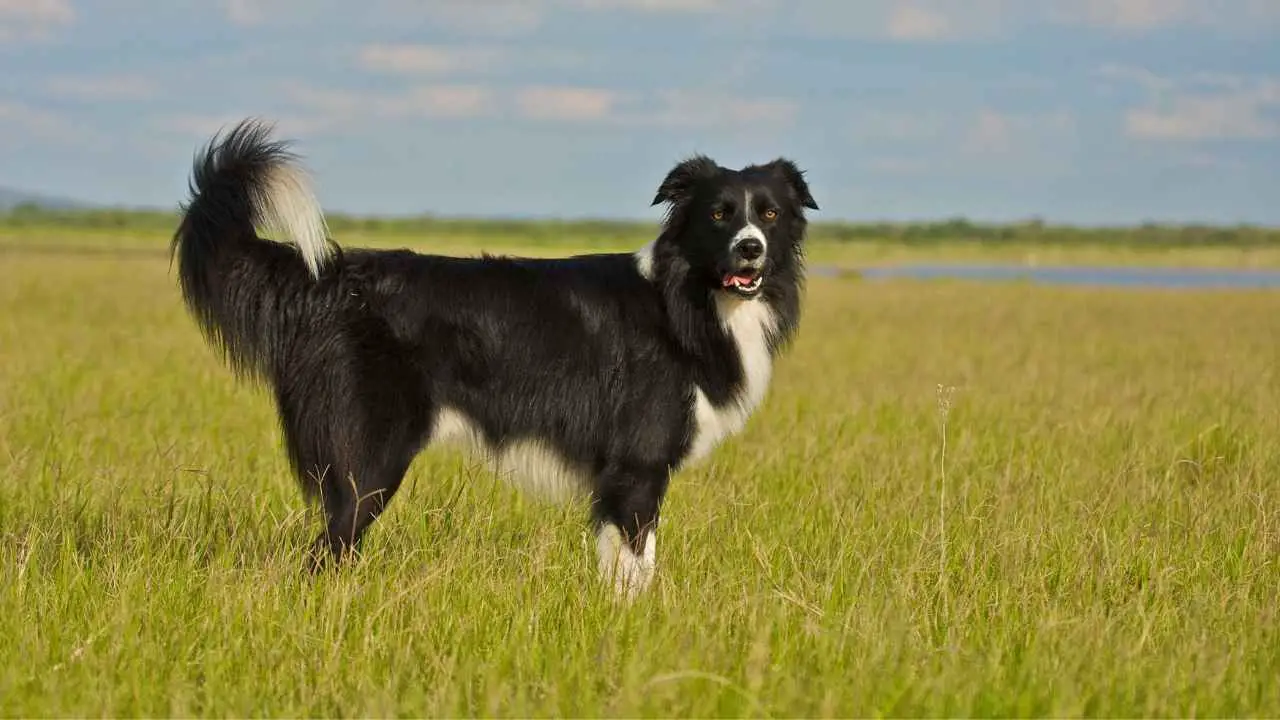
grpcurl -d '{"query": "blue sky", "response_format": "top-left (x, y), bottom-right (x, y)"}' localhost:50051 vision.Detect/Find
top-left (1, 0), bottom-right (1278, 225)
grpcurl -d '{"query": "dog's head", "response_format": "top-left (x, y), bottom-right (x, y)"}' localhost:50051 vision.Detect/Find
top-left (651, 155), bottom-right (818, 300)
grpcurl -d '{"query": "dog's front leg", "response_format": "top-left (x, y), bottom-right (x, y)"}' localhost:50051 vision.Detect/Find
top-left (592, 462), bottom-right (668, 601)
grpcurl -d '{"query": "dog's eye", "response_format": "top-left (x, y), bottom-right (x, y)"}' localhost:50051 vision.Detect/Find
top-left (762, 208), bottom-right (778, 221)
top-left (711, 209), bottom-right (725, 221)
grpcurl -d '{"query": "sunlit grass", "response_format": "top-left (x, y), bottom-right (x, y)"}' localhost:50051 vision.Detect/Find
top-left (5, 223), bottom-right (1280, 269)
top-left (1, 240), bottom-right (1278, 716)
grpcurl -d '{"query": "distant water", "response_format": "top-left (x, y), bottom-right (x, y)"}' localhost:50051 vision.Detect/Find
top-left (821, 264), bottom-right (1280, 290)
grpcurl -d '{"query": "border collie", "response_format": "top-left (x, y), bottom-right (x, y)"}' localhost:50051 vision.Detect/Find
top-left (171, 118), bottom-right (818, 599)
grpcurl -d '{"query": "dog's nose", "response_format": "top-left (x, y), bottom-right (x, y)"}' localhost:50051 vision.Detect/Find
top-left (735, 238), bottom-right (764, 261)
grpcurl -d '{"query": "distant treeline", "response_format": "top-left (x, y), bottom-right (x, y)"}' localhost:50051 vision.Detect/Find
top-left (1, 203), bottom-right (1277, 248)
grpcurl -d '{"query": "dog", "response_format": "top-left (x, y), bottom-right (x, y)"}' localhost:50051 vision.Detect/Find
top-left (170, 118), bottom-right (818, 599)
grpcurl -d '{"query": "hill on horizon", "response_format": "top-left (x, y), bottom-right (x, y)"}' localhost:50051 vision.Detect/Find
top-left (0, 186), bottom-right (90, 211)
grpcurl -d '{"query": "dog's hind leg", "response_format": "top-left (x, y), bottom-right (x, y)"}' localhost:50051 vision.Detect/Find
top-left (282, 416), bottom-right (417, 570)
top-left (591, 461), bottom-right (669, 600)
top-left (302, 434), bottom-right (418, 570)
top-left (277, 343), bottom-right (430, 571)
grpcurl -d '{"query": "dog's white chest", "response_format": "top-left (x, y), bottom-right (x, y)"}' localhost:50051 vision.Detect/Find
top-left (683, 297), bottom-right (776, 466)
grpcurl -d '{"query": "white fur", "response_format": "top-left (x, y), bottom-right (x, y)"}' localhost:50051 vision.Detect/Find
top-left (431, 406), bottom-right (591, 502)
top-left (732, 221), bottom-right (766, 249)
top-left (683, 295), bottom-right (777, 465)
top-left (632, 232), bottom-right (778, 466)
top-left (254, 162), bottom-right (332, 278)
top-left (731, 190), bottom-right (767, 255)
top-left (596, 522), bottom-right (657, 600)
top-left (634, 240), bottom-right (656, 280)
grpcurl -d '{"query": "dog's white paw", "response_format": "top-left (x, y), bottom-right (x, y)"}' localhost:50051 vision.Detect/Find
top-left (596, 523), bottom-right (656, 601)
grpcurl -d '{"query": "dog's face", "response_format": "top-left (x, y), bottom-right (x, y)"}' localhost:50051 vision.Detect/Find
top-left (651, 155), bottom-right (818, 299)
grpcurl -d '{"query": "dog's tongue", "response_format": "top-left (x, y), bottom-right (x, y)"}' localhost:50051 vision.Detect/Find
top-left (722, 272), bottom-right (756, 288)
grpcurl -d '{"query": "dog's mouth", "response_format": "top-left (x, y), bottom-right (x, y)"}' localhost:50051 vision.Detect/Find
top-left (720, 268), bottom-right (764, 297)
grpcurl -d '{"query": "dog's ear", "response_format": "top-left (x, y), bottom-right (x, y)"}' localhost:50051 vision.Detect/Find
top-left (765, 158), bottom-right (819, 210)
top-left (652, 155), bottom-right (720, 206)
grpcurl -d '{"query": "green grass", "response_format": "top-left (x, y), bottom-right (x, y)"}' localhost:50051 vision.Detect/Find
top-left (2, 229), bottom-right (1279, 717)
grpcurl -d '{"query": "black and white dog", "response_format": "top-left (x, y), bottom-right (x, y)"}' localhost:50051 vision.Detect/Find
top-left (171, 118), bottom-right (818, 598)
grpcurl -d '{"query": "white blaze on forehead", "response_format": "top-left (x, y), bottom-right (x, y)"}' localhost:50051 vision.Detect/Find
top-left (731, 190), bottom-right (766, 253)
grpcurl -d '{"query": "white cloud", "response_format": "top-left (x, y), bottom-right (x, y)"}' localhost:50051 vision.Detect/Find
top-left (221, 0), bottom-right (334, 27)
top-left (1051, 0), bottom-right (1195, 30)
top-left (784, 0), bottom-right (1280, 41)
top-left (357, 44), bottom-right (504, 75)
top-left (638, 89), bottom-right (797, 128)
top-left (220, 0), bottom-right (545, 34)
top-left (512, 85), bottom-right (797, 128)
top-left (353, 42), bottom-right (588, 78)
top-left (223, 0), bottom-right (262, 26)
top-left (0, 100), bottom-right (64, 133)
top-left (153, 111), bottom-right (348, 138)
top-left (154, 113), bottom-right (262, 137)
top-left (516, 85), bottom-right (618, 122)
top-left (1051, 0), bottom-right (1280, 32)
top-left (1128, 93), bottom-right (1280, 141)
top-left (848, 109), bottom-right (949, 141)
top-left (1102, 65), bottom-right (1280, 141)
top-left (217, 0), bottom-right (1280, 41)
top-left (390, 84), bottom-right (495, 118)
top-left (1095, 63), bottom-right (1175, 93)
top-left (288, 83), bottom-right (496, 122)
top-left (283, 86), bottom-right (365, 117)
top-left (848, 106), bottom-right (1077, 176)
top-left (0, 0), bottom-right (74, 40)
top-left (277, 80), bottom-right (795, 133)
top-left (1178, 152), bottom-right (1246, 171)
top-left (366, 0), bottom-right (748, 37)
top-left (45, 74), bottom-right (156, 101)
top-left (866, 156), bottom-right (930, 175)
top-left (782, 1), bottom-right (998, 41)
top-left (964, 109), bottom-right (1016, 154)
top-left (0, 99), bottom-right (100, 147)
top-left (569, 0), bottom-right (723, 11)
top-left (0, 0), bottom-right (72, 22)
top-left (885, 4), bottom-right (953, 40)
top-left (156, 82), bottom-right (497, 140)
top-left (962, 108), bottom-right (1076, 156)
top-left (378, 0), bottom-right (545, 36)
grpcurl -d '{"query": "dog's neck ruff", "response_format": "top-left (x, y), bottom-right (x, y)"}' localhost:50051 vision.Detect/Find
top-left (632, 239), bottom-right (780, 468)
top-left (683, 293), bottom-right (777, 466)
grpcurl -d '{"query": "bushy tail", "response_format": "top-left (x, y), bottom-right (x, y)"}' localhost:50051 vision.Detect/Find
top-left (171, 117), bottom-right (335, 379)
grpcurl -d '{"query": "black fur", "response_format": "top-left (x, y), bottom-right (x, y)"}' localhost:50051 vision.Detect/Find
top-left (171, 118), bottom-right (818, 584)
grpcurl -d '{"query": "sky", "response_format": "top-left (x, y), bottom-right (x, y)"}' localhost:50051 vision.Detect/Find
top-left (0, 0), bottom-right (1278, 225)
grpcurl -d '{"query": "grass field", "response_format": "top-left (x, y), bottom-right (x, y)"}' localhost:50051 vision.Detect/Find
top-left (6, 212), bottom-right (1280, 270)
top-left (2, 225), bottom-right (1279, 716)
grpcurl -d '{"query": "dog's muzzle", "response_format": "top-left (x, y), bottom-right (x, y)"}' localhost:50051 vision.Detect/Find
top-left (721, 237), bottom-right (765, 297)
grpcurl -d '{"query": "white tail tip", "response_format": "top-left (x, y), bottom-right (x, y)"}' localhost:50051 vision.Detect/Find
top-left (253, 162), bottom-right (332, 278)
